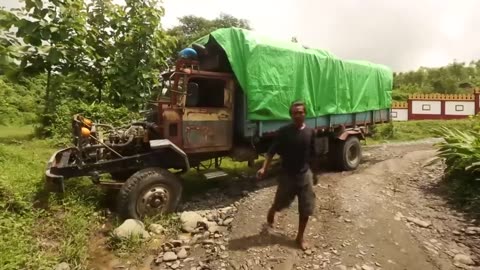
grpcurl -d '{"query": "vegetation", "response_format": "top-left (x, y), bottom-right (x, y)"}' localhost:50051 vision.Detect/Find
top-left (0, 125), bottom-right (263, 269)
top-left (167, 13), bottom-right (250, 58)
top-left (433, 116), bottom-right (480, 206)
top-left (392, 60), bottom-right (480, 101)
top-left (370, 117), bottom-right (480, 211)
top-left (370, 119), bottom-right (475, 143)
top-left (2, 0), bottom-right (480, 268)
top-left (0, 0), bottom-right (250, 137)
top-left (0, 2), bottom-right (252, 268)
top-left (0, 128), bottom-right (102, 269)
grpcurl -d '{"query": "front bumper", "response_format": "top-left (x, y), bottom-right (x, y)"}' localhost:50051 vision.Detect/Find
top-left (44, 148), bottom-right (76, 193)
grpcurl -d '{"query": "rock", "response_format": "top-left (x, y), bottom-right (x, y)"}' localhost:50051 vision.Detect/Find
top-left (148, 223), bottom-right (165, 234)
top-left (171, 261), bottom-right (181, 269)
top-left (190, 234), bottom-right (202, 244)
top-left (453, 230), bottom-right (461, 235)
top-left (178, 233), bottom-right (192, 243)
top-left (154, 256), bottom-right (163, 265)
top-left (361, 265), bottom-right (374, 270)
top-left (113, 219), bottom-right (150, 239)
top-left (454, 254), bottom-right (475, 265)
top-left (344, 218), bottom-right (352, 223)
top-left (230, 260), bottom-right (241, 270)
top-left (467, 226), bottom-right (480, 232)
top-left (406, 217), bottom-right (431, 228)
top-left (55, 262), bottom-right (71, 270)
top-left (203, 239), bottom-right (215, 245)
top-left (207, 223), bottom-right (221, 233)
top-left (304, 249), bottom-right (313, 255)
top-left (177, 248), bottom-right (188, 259)
top-left (336, 265), bottom-right (347, 270)
top-left (223, 218), bottom-right (234, 226)
top-left (221, 206), bottom-right (234, 213)
top-left (171, 240), bottom-right (183, 247)
top-left (163, 251), bottom-right (178, 262)
top-left (180, 211), bottom-right (205, 233)
top-left (394, 212), bottom-right (404, 221)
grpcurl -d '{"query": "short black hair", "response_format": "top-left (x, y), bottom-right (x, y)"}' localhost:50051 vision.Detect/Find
top-left (290, 100), bottom-right (306, 114)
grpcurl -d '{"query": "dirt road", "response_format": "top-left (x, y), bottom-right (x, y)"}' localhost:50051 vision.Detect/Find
top-left (97, 140), bottom-right (480, 270)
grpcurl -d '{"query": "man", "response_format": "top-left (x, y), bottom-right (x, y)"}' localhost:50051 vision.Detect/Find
top-left (256, 100), bottom-right (317, 250)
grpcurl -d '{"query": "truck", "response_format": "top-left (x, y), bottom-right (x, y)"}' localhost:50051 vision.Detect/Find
top-left (44, 28), bottom-right (393, 220)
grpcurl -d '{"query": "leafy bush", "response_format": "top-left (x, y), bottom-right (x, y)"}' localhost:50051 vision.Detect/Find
top-left (38, 101), bottom-right (142, 139)
top-left (370, 119), bottom-right (474, 142)
top-left (436, 126), bottom-right (480, 179)
top-left (0, 75), bottom-right (44, 125)
top-left (371, 122), bottom-right (395, 140)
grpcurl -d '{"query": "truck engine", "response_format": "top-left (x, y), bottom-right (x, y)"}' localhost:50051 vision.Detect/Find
top-left (71, 114), bottom-right (153, 163)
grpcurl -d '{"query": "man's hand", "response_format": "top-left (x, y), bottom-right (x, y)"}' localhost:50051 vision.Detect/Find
top-left (256, 167), bottom-right (266, 180)
top-left (257, 154), bottom-right (273, 180)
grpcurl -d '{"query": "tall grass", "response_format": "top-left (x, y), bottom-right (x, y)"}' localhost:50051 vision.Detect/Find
top-left (0, 127), bottom-right (103, 270)
top-left (371, 119), bottom-right (475, 143)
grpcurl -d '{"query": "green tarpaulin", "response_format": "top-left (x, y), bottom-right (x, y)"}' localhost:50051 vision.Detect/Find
top-left (196, 28), bottom-right (393, 121)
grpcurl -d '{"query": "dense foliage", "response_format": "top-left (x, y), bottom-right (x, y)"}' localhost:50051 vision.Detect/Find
top-left (0, 1), bottom-right (250, 137)
top-left (392, 61), bottom-right (480, 101)
top-left (436, 116), bottom-right (480, 178)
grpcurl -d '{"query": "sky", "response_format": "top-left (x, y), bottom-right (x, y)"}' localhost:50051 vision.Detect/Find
top-left (2, 0), bottom-right (479, 72)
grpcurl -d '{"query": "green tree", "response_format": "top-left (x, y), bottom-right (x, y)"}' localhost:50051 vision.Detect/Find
top-left (107, 0), bottom-right (174, 109)
top-left (84, 0), bottom-right (117, 103)
top-left (393, 60), bottom-right (480, 97)
top-left (167, 13), bottom-right (251, 58)
top-left (1, 0), bottom-right (91, 129)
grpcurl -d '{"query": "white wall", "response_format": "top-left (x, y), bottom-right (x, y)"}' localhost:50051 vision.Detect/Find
top-left (412, 100), bottom-right (441, 115)
top-left (391, 108), bottom-right (408, 121)
top-left (445, 101), bottom-right (475, 115)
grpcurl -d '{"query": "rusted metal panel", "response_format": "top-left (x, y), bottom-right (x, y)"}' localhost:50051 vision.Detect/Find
top-left (183, 108), bottom-right (232, 121)
top-left (182, 120), bottom-right (233, 153)
top-left (161, 108), bottom-right (183, 147)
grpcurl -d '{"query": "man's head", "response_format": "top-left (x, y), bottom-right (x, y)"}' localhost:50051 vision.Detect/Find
top-left (290, 101), bottom-right (306, 127)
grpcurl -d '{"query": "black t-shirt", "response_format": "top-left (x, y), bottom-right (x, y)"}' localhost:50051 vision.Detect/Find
top-left (267, 123), bottom-right (315, 176)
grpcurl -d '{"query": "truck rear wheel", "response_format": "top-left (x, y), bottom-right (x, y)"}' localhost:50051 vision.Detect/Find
top-left (117, 168), bottom-right (183, 220)
top-left (332, 136), bottom-right (362, 171)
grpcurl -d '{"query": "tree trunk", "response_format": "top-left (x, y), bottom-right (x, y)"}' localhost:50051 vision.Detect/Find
top-left (41, 67), bottom-right (52, 132)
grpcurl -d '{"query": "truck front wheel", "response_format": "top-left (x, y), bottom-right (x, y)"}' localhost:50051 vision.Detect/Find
top-left (332, 136), bottom-right (362, 171)
top-left (117, 168), bottom-right (183, 220)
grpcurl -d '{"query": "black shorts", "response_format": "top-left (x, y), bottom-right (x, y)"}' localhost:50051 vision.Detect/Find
top-left (271, 169), bottom-right (316, 217)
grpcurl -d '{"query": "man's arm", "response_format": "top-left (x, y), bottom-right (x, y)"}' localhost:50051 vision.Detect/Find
top-left (257, 132), bottom-right (280, 179)
top-left (308, 128), bottom-right (317, 171)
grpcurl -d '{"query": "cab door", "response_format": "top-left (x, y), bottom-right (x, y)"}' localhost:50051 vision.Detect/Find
top-left (181, 76), bottom-right (234, 153)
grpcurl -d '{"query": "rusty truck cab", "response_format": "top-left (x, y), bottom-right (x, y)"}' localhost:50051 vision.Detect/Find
top-left (156, 59), bottom-right (236, 165)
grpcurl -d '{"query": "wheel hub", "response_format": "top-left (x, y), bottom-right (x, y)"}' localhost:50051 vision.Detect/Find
top-left (347, 145), bottom-right (359, 164)
top-left (137, 185), bottom-right (170, 217)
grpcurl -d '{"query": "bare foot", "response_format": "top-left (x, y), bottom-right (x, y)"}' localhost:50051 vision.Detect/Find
top-left (296, 238), bottom-right (309, 250)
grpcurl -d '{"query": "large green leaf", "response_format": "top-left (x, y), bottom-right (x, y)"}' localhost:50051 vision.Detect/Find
top-left (47, 47), bottom-right (63, 64)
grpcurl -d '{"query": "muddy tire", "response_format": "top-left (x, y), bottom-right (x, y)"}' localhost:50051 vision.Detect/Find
top-left (331, 136), bottom-right (362, 171)
top-left (117, 167), bottom-right (183, 220)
